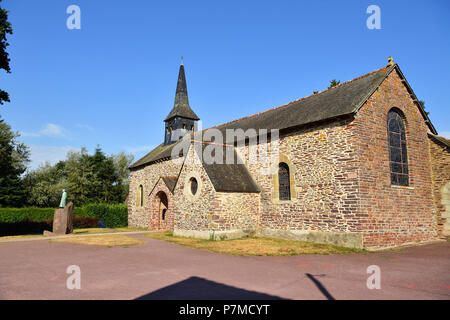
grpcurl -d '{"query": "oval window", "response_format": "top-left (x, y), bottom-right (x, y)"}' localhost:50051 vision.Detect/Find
top-left (190, 177), bottom-right (198, 195)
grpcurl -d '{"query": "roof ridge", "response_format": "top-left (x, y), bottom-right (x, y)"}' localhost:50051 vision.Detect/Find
top-left (192, 139), bottom-right (234, 147)
top-left (194, 65), bottom-right (391, 134)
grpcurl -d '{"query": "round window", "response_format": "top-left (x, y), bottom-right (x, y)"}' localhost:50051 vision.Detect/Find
top-left (189, 177), bottom-right (198, 195)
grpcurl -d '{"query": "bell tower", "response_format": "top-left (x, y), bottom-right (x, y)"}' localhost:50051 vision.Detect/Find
top-left (164, 61), bottom-right (200, 145)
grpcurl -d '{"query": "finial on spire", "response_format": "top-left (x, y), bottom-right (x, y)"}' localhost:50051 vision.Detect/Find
top-left (387, 56), bottom-right (394, 66)
top-left (181, 56), bottom-right (184, 65)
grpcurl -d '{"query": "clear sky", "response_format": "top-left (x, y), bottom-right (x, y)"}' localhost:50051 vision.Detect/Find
top-left (1, 0), bottom-right (449, 169)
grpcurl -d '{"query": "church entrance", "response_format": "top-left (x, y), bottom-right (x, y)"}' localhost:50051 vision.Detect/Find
top-left (150, 190), bottom-right (173, 230)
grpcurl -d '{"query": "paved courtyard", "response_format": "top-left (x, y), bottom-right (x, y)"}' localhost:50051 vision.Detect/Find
top-left (0, 235), bottom-right (449, 300)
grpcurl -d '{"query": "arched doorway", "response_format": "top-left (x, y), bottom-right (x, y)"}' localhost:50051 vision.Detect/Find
top-left (151, 191), bottom-right (172, 230)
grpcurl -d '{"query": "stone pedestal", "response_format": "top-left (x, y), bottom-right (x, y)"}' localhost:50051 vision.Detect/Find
top-left (52, 202), bottom-right (74, 235)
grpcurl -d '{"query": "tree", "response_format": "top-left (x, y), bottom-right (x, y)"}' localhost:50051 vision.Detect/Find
top-left (88, 146), bottom-right (121, 203)
top-left (0, 118), bottom-right (30, 206)
top-left (0, 0), bottom-right (12, 105)
top-left (64, 147), bottom-right (95, 205)
top-left (113, 152), bottom-right (134, 202)
top-left (24, 161), bottom-right (68, 207)
top-left (328, 79), bottom-right (341, 89)
top-left (24, 146), bottom-right (133, 207)
top-left (419, 100), bottom-right (430, 116)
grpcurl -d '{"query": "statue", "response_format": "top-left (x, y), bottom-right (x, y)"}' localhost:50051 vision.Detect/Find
top-left (59, 189), bottom-right (67, 208)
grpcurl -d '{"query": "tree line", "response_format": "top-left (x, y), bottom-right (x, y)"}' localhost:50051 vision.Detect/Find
top-left (0, 119), bottom-right (134, 208)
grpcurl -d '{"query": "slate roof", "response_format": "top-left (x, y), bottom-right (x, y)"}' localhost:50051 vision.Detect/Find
top-left (130, 141), bottom-right (181, 168)
top-left (207, 64), bottom-right (435, 136)
top-left (130, 63), bottom-right (436, 169)
top-left (428, 133), bottom-right (450, 149)
top-left (161, 176), bottom-right (178, 193)
top-left (192, 142), bottom-right (260, 193)
top-left (165, 64), bottom-right (200, 121)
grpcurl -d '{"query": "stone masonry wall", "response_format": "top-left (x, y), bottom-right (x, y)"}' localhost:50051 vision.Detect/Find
top-left (429, 138), bottom-right (450, 237)
top-left (353, 69), bottom-right (437, 248)
top-left (236, 117), bottom-right (361, 238)
top-left (173, 143), bottom-right (260, 239)
top-left (128, 159), bottom-right (182, 228)
top-left (173, 144), bottom-right (217, 232)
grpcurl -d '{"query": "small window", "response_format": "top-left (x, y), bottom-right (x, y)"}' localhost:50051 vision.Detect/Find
top-left (278, 163), bottom-right (291, 200)
top-left (189, 177), bottom-right (198, 195)
top-left (190, 125), bottom-right (194, 131)
top-left (138, 185), bottom-right (144, 206)
top-left (183, 124), bottom-right (186, 130)
top-left (162, 209), bottom-right (166, 220)
top-left (387, 109), bottom-right (409, 186)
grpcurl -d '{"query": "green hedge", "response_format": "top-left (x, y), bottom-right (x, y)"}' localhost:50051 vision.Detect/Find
top-left (0, 207), bottom-right (55, 223)
top-left (76, 203), bottom-right (128, 228)
top-left (0, 204), bottom-right (128, 228)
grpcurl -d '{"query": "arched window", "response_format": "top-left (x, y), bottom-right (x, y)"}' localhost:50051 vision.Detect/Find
top-left (138, 185), bottom-right (144, 206)
top-left (387, 109), bottom-right (409, 186)
top-left (278, 162), bottom-right (291, 200)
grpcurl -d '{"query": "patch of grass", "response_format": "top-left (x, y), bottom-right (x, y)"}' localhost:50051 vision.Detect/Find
top-left (0, 234), bottom-right (44, 241)
top-left (113, 227), bottom-right (149, 232)
top-left (145, 232), bottom-right (365, 256)
top-left (0, 227), bottom-right (150, 242)
top-left (50, 234), bottom-right (145, 247)
top-left (73, 228), bottom-right (115, 235)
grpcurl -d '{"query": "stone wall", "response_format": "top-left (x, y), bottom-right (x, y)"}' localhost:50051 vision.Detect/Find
top-left (236, 117), bottom-right (362, 243)
top-left (128, 159), bottom-right (182, 228)
top-left (173, 143), bottom-right (260, 239)
top-left (429, 137), bottom-right (450, 237)
top-left (353, 69), bottom-right (437, 248)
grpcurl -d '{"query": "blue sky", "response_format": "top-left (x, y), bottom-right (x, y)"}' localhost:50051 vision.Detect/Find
top-left (1, 0), bottom-right (449, 169)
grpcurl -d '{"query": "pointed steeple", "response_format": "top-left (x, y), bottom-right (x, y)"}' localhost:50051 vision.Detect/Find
top-left (165, 63), bottom-right (200, 121)
top-left (163, 62), bottom-right (200, 145)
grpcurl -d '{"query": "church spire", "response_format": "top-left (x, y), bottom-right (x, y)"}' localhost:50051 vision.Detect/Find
top-left (164, 62), bottom-right (200, 145)
top-left (165, 62), bottom-right (199, 121)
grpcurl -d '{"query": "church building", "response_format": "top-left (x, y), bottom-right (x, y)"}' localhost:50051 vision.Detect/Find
top-left (128, 58), bottom-right (450, 249)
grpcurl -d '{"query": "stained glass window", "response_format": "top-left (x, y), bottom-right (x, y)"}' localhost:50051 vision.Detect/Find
top-left (387, 109), bottom-right (409, 186)
top-left (278, 163), bottom-right (291, 200)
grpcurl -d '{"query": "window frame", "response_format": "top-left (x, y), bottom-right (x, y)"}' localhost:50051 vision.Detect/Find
top-left (278, 162), bottom-right (291, 201)
top-left (387, 108), bottom-right (409, 187)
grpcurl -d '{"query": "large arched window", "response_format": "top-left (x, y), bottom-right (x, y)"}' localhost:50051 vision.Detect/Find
top-left (387, 109), bottom-right (409, 186)
top-left (278, 162), bottom-right (291, 200)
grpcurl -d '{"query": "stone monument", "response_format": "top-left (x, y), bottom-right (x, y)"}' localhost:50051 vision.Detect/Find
top-left (44, 190), bottom-right (74, 236)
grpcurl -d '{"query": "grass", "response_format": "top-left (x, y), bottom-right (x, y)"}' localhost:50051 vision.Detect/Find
top-left (0, 227), bottom-right (150, 242)
top-left (113, 227), bottom-right (149, 232)
top-left (50, 234), bottom-right (145, 248)
top-left (145, 232), bottom-right (366, 256)
top-left (0, 234), bottom-right (44, 241)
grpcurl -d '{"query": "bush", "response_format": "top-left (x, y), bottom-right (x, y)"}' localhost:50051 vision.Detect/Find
top-left (77, 203), bottom-right (128, 228)
top-left (0, 204), bottom-right (128, 236)
top-left (0, 207), bottom-right (55, 223)
top-left (0, 220), bottom-right (52, 236)
top-left (73, 216), bottom-right (101, 228)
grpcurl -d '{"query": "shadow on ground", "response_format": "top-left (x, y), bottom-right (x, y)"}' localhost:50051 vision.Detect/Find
top-left (135, 276), bottom-right (285, 300)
